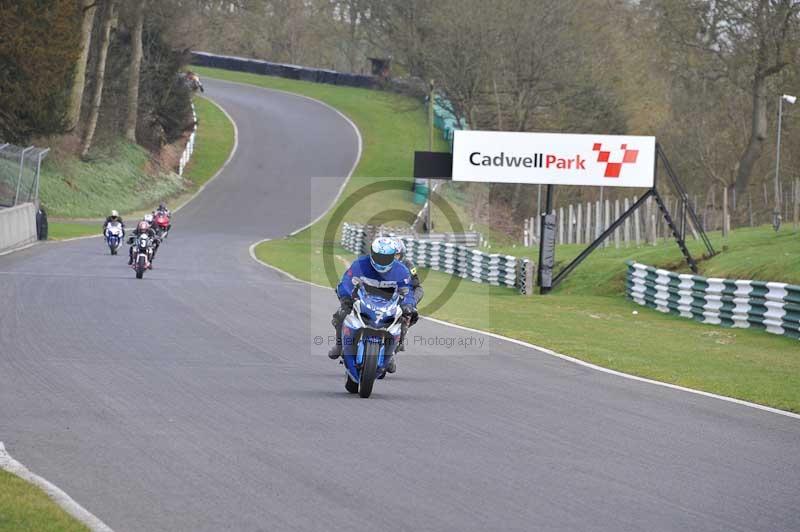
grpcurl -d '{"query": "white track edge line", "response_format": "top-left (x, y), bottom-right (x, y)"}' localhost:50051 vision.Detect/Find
top-left (0, 442), bottom-right (114, 532)
top-left (223, 71), bottom-right (800, 421)
top-left (0, 241), bottom-right (39, 256)
top-left (248, 255), bottom-right (800, 421)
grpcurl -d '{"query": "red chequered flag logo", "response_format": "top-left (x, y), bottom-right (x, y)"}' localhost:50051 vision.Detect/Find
top-left (592, 143), bottom-right (639, 178)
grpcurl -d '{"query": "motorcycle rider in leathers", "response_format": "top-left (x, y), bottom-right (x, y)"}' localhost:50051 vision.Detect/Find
top-left (328, 237), bottom-right (418, 374)
top-left (393, 238), bottom-right (423, 352)
top-left (128, 220), bottom-right (157, 266)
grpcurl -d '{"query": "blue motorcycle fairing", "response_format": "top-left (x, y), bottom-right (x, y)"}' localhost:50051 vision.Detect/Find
top-left (341, 285), bottom-right (402, 385)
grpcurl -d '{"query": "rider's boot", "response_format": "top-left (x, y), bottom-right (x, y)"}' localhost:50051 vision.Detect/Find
top-left (386, 356), bottom-right (397, 373)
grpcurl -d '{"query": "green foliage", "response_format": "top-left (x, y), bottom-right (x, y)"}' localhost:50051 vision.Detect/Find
top-left (0, 469), bottom-right (89, 532)
top-left (0, 0), bottom-right (81, 143)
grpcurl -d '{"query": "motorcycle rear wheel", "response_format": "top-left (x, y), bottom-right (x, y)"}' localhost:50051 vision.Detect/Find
top-left (358, 342), bottom-right (380, 398)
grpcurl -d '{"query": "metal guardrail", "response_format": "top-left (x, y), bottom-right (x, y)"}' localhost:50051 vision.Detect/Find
top-left (0, 143), bottom-right (49, 208)
top-left (626, 261), bottom-right (800, 340)
top-left (191, 51), bottom-right (379, 89)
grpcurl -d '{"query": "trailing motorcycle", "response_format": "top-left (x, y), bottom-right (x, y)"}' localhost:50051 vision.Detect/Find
top-left (130, 233), bottom-right (153, 279)
top-left (153, 212), bottom-right (170, 239)
top-left (340, 283), bottom-right (403, 398)
top-left (105, 222), bottom-right (123, 255)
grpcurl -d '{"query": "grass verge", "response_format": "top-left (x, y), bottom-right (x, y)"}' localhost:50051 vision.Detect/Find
top-left (0, 469), bottom-right (88, 532)
top-left (220, 67), bottom-right (800, 412)
top-left (45, 95), bottom-right (234, 241)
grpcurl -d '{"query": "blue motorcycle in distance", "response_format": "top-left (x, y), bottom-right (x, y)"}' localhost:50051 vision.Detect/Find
top-left (341, 283), bottom-right (403, 398)
top-left (105, 222), bottom-right (123, 255)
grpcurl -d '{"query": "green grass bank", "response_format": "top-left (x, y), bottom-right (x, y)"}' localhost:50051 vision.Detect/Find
top-left (47, 95), bottom-right (234, 240)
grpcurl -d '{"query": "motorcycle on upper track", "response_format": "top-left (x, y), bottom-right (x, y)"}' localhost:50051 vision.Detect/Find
top-left (341, 282), bottom-right (403, 398)
top-left (130, 233), bottom-right (154, 279)
top-left (153, 212), bottom-right (170, 239)
top-left (105, 222), bottom-right (123, 255)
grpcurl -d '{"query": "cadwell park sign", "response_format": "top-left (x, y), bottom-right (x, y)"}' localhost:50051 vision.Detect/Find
top-left (413, 129), bottom-right (712, 293)
top-left (451, 130), bottom-right (656, 188)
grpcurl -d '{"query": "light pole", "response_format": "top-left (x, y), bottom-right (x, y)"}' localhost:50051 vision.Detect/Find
top-left (774, 94), bottom-right (796, 231)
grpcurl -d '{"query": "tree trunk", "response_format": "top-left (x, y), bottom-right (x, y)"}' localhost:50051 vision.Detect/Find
top-left (735, 73), bottom-right (769, 194)
top-left (66, 0), bottom-right (98, 132)
top-left (125, 0), bottom-right (145, 142)
top-left (81, 0), bottom-right (116, 159)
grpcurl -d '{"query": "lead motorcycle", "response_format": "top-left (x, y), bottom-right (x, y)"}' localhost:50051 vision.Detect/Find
top-left (341, 282), bottom-right (403, 398)
top-left (104, 222), bottom-right (123, 255)
top-left (130, 233), bottom-right (154, 279)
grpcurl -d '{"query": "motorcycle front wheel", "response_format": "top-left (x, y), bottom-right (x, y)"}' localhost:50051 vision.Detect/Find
top-left (135, 255), bottom-right (146, 279)
top-left (345, 375), bottom-right (359, 394)
top-left (358, 342), bottom-right (380, 398)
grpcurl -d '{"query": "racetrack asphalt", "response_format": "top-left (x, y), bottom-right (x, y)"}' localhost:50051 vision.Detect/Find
top-left (1, 77), bottom-right (798, 532)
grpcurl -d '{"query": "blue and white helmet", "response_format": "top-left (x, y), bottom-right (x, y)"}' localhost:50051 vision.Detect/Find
top-left (370, 236), bottom-right (398, 273)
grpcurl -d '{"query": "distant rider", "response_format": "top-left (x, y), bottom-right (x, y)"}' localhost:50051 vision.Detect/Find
top-left (393, 238), bottom-right (423, 352)
top-left (102, 209), bottom-right (125, 237)
top-left (152, 203), bottom-right (172, 233)
top-left (142, 213), bottom-right (163, 259)
top-left (128, 220), bottom-right (156, 265)
top-left (328, 236), bottom-right (418, 374)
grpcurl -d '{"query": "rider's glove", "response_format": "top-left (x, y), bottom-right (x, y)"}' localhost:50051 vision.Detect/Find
top-left (339, 297), bottom-right (354, 311)
top-left (401, 304), bottom-right (418, 321)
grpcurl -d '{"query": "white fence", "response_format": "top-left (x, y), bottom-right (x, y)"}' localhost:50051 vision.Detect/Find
top-left (178, 103), bottom-right (197, 176)
top-left (521, 194), bottom-right (700, 249)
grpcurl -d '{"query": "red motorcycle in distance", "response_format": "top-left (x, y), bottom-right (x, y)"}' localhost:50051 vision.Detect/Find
top-left (153, 212), bottom-right (171, 239)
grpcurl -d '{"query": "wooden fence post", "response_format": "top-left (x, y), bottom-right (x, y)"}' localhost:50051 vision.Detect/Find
top-left (794, 178), bottom-right (799, 230)
top-left (595, 200), bottom-right (602, 240)
top-left (558, 206), bottom-right (564, 245)
top-left (650, 197), bottom-right (658, 245)
top-left (567, 204), bottom-right (574, 244)
top-left (576, 203), bottom-right (583, 245)
top-left (633, 195), bottom-right (641, 246)
top-left (585, 202), bottom-right (592, 244)
top-left (614, 199), bottom-right (621, 249)
top-left (604, 199), bottom-right (611, 248)
top-left (722, 187), bottom-right (729, 238)
top-left (623, 197), bottom-right (631, 247)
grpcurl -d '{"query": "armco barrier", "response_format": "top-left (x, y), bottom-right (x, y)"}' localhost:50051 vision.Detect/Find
top-left (626, 260), bottom-right (800, 341)
top-left (341, 222), bottom-right (532, 293)
top-left (191, 51), bottom-right (379, 89)
top-left (0, 202), bottom-right (37, 253)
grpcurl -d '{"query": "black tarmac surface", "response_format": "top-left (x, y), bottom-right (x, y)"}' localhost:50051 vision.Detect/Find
top-left (1, 78), bottom-right (798, 532)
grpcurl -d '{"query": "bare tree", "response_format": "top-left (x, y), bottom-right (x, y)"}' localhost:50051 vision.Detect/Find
top-left (125, 0), bottom-right (146, 142)
top-left (66, 0), bottom-right (98, 132)
top-left (81, 0), bottom-right (117, 158)
top-left (652, 0), bottom-right (800, 194)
